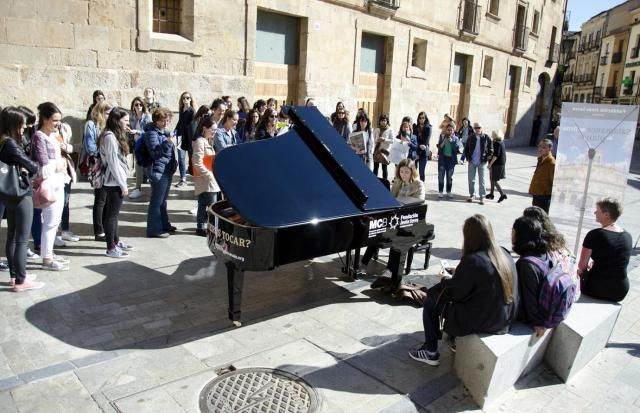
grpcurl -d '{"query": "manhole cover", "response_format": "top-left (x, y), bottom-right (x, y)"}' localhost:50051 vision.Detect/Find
top-left (199, 368), bottom-right (319, 413)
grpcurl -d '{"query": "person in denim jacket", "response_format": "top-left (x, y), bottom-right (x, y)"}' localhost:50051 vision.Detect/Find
top-left (437, 123), bottom-right (462, 199)
top-left (144, 108), bottom-right (177, 238)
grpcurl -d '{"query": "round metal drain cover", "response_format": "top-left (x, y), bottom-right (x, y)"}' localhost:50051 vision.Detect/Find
top-left (199, 368), bottom-right (319, 413)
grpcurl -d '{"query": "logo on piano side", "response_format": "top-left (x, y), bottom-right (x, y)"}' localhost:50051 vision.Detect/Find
top-left (389, 215), bottom-right (400, 230)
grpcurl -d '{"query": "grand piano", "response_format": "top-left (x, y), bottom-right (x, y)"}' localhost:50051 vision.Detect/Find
top-left (207, 106), bottom-right (434, 325)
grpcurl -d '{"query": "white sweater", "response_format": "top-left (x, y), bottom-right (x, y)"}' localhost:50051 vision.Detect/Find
top-left (100, 131), bottom-right (129, 191)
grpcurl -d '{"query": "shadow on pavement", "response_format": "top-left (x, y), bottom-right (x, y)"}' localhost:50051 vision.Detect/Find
top-left (24, 257), bottom-right (364, 351)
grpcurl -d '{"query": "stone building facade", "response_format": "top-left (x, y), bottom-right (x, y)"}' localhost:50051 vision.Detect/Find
top-left (1, 0), bottom-right (565, 146)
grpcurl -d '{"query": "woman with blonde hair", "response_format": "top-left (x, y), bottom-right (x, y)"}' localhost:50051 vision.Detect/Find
top-left (487, 130), bottom-right (507, 203)
top-left (391, 159), bottom-right (425, 200)
top-left (409, 214), bottom-right (518, 365)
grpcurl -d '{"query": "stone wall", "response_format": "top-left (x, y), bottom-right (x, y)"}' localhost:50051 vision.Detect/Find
top-left (0, 0), bottom-right (566, 147)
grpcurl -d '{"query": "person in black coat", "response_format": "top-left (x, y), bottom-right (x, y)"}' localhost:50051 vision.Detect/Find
top-left (0, 107), bottom-right (44, 291)
top-left (409, 214), bottom-right (518, 366)
top-left (174, 92), bottom-right (195, 187)
top-left (512, 216), bottom-right (550, 337)
top-left (487, 130), bottom-right (507, 202)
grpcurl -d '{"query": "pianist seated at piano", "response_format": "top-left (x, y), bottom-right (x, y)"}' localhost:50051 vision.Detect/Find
top-left (391, 159), bottom-right (425, 202)
top-left (409, 214), bottom-right (519, 366)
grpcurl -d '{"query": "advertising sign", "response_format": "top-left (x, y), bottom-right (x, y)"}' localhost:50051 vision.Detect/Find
top-left (551, 103), bottom-right (638, 255)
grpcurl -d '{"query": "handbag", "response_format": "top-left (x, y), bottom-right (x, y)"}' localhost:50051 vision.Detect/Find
top-left (0, 142), bottom-right (31, 203)
top-left (32, 176), bottom-right (57, 209)
top-left (372, 142), bottom-right (390, 165)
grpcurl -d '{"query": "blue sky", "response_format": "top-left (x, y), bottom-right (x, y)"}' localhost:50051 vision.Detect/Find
top-left (567, 0), bottom-right (628, 31)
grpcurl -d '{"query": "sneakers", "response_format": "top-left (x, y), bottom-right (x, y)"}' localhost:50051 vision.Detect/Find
top-left (10, 274), bottom-right (38, 288)
top-left (408, 346), bottom-right (440, 366)
top-left (446, 193), bottom-right (454, 199)
top-left (52, 254), bottom-right (70, 264)
top-left (129, 188), bottom-right (142, 199)
top-left (27, 249), bottom-right (41, 261)
top-left (148, 232), bottom-right (170, 239)
top-left (42, 260), bottom-right (69, 271)
top-left (116, 241), bottom-right (134, 251)
top-left (175, 179), bottom-right (187, 187)
top-left (54, 236), bottom-right (66, 247)
top-left (189, 208), bottom-right (197, 215)
top-left (437, 192), bottom-right (444, 199)
top-left (0, 261), bottom-right (8, 272)
top-left (14, 280), bottom-right (45, 292)
top-left (61, 231), bottom-right (80, 242)
top-left (164, 225), bottom-right (177, 232)
top-left (498, 194), bottom-right (508, 203)
top-left (106, 248), bottom-right (129, 258)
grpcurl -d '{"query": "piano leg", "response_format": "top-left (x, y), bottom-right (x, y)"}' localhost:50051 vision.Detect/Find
top-left (226, 262), bottom-right (245, 327)
top-left (342, 248), bottom-right (364, 280)
top-left (388, 247), bottom-right (408, 289)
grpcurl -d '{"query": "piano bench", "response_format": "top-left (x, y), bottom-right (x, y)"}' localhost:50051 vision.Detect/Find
top-left (405, 238), bottom-right (433, 274)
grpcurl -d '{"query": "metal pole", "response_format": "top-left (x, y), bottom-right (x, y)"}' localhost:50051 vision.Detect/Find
top-left (573, 148), bottom-right (596, 256)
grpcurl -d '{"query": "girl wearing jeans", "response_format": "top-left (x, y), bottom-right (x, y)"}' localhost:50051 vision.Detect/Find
top-left (192, 115), bottom-right (220, 236)
top-left (99, 108), bottom-right (133, 258)
top-left (0, 107), bottom-right (44, 291)
top-left (32, 102), bottom-right (70, 271)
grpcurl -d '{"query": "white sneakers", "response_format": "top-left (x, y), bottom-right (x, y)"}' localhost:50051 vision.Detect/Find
top-left (129, 188), bottom-right (142, 199)
top-left (61, 231), bottom-right (80, 242)
top-left (54, 236), bottom-right (66, 247)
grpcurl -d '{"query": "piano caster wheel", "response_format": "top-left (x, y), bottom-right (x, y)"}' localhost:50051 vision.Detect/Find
top-left (232, 321), bottom-right (242, 327)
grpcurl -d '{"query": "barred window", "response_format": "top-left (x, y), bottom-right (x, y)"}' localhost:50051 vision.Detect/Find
top-left (153, 0), bottom-right (182, 35)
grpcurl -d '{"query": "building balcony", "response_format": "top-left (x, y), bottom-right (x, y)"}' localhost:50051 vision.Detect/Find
top-left (631, 47), bottom-right (639, 59)
top-left (612, 52), bottom-right (622, 64)
top-left (605, 86), bottom-right (617, 98)
top-left (513, 25), bottom-right (529, 52)
top-left (368, 0), bottom-right (400, 18)
top-left (562, 73), bottom-right (574, 83)
top-left (593, 86), bottom-right (602, 97)
top-left (623, 86), bottom-right (634, 96)
top-left (458, 0), bottom-right (481, 37)
top-left (575, 73), bottom-right (594, 84)
top-left (600, 54), bottom-right (608, 65)
top-left (547, 42), bottom-right (560, 63)
top-left (590, 39), bottom-right (601, 51)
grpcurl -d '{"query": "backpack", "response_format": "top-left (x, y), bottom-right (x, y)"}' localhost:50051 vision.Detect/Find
top-left (87, 155), bottom-right (104, 189)
top-left (522, 256), bottom-right (576, 329)
top-left (134, 134), bottom-right (152, 168)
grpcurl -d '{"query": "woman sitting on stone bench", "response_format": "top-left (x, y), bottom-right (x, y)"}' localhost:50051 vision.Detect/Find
top-left (578, 198), bottom-right (632, 303)
top-left (409, 214), bottom-right (518, 366)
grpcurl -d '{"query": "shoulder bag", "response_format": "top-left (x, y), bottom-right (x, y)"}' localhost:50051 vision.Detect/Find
top-left (0, 141), bottom-right (31, 203)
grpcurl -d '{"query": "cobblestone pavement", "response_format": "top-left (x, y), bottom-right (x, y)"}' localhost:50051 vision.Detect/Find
top-left (0, 144), bottom-right (639, 412)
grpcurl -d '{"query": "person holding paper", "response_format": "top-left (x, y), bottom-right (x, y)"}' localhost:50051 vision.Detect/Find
top-left (192, 115), bottom-right (220, 237)
top-left (350, 113), bottom-right (374, 167)
top-left (395, 121), bottom-right (418, 163)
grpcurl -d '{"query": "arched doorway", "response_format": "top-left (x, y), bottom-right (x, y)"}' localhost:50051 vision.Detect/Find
top-left (535, 72), bottom-right (552, 136)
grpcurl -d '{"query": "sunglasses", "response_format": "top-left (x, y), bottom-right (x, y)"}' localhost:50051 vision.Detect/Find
top-left (269, 115), bottom-right (277, 119)
top-left (134, 103), bottom-right (143, 107)
top-left (183, 96), bottom-right (191, 100)
top-left (474, 127), bottom-right (482, 130)
top-left (338, 111), bottom-right (345, 115)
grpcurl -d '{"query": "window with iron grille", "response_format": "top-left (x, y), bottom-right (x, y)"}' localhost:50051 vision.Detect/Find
top-left (153, 0), bottom-right (182, 35)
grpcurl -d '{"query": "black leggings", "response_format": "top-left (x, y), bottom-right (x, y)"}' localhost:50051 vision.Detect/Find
top-left (103, 186), bottom-right (123, 249)
top-left (5, 196), bottom-right (34, 284)
top-left (93, 187), bottom-right (107, 236)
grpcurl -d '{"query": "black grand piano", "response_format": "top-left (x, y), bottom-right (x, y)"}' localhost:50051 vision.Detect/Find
top-left (207, 106), bottom-right (434, 325)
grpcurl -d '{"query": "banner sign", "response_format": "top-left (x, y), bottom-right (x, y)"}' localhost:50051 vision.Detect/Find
top-left (550, 103), bottom-right (638, 255)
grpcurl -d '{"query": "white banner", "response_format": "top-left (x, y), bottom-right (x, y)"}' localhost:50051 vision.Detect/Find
top-left (550, 103), bottom-right (638, 256)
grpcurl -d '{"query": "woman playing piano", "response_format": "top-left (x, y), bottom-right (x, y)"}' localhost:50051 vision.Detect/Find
top-left (391, 159), bottom-right (425, 201)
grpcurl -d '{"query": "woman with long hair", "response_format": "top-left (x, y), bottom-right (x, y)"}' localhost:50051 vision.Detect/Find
top-left (487, 130), bottom-right (507, 202)
top-left (237, 96), bottom-right (251, 119)
top-left (86, 90), bottom-right (105, 121)
top-left (372, 113), bottom-right (393, 179)
top-left (0, 107), bottom-right (43, 291)
top-left (255, 108), bottom-right (278, 141)
top-left (457, 117), bottom-right (474, 164)
top-left (391, 159), bottom-right (425, 200)
top-left (409, 214), bottom-right (518, 365)
top-left (192, 115), bottom-right (221, 236)
top-left (32, 102), bottom-right (70, 271)
top-left (128, 96), bottom-right (151, 199)
top-left (395, 120), bottom-right (418, 165)
top-left (332, 103), bottom-right (351, 141)
top-left (175, 91), bottom-right (196, 187)
top-left (98, 108), bottom-right (133, 258)
top-left (239, 109), bottom-right (260, 143)
top-left (83, 101), bottom-right (112, 241)
top-left (214, 109), bottom-right (239, 152)
top-left (413, 111), bottom-right (432, 182)
top-left (352, 112), bottom-right (374, 167)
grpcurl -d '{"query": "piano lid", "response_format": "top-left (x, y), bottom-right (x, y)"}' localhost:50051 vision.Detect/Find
top-left (213, 106), bottom-right (402, 228)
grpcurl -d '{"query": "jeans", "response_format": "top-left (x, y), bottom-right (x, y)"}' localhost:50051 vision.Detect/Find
top-left (416, 157), bottom-right (427, 182)
top-left (532, 195), bottom-right (551, 214)
top-left (147, 171), bottom-right (172, 235)
top-left (61, 182), bottom-right (71, 231)
top-left (177, 148), bottom-right (187, 180)
top-left (467, 162), bottom-right (487, 198)
top-left (437, 157), bottom-right (456, 194)
top-left (93, 187), bottom-right (107, 236)
top-left (103, 186), bottom-right (123, 249)
top-left (422, 293), bottom-right (440, 352)
top-left (372, 162), bottom-right (388, 180)
top-left (31, 208), bottom-right (42, 249)
top-left (5, 196), bottom-right (33, 284)
top-left (41, 184), bottom-right (65, 260)
top-left (197, 192), bottom-right (217, 229)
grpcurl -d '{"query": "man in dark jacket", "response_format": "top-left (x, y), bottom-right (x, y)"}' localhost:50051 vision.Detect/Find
top-left (145, 108), bottom-right (177, 238)
top-left (464, 122), bottom-right (493, 204)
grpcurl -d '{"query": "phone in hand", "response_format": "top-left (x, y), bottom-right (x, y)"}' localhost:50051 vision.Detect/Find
top-left (440, 260), bottom-right (452, 278)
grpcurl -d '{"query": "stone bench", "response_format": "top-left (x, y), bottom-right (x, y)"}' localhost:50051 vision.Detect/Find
top-left (453, 323), bottom-right (552, 408)
top-left (544, 295), bottom-right (621, 382)
top-left (453, 297), bottom-right (621, 408)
